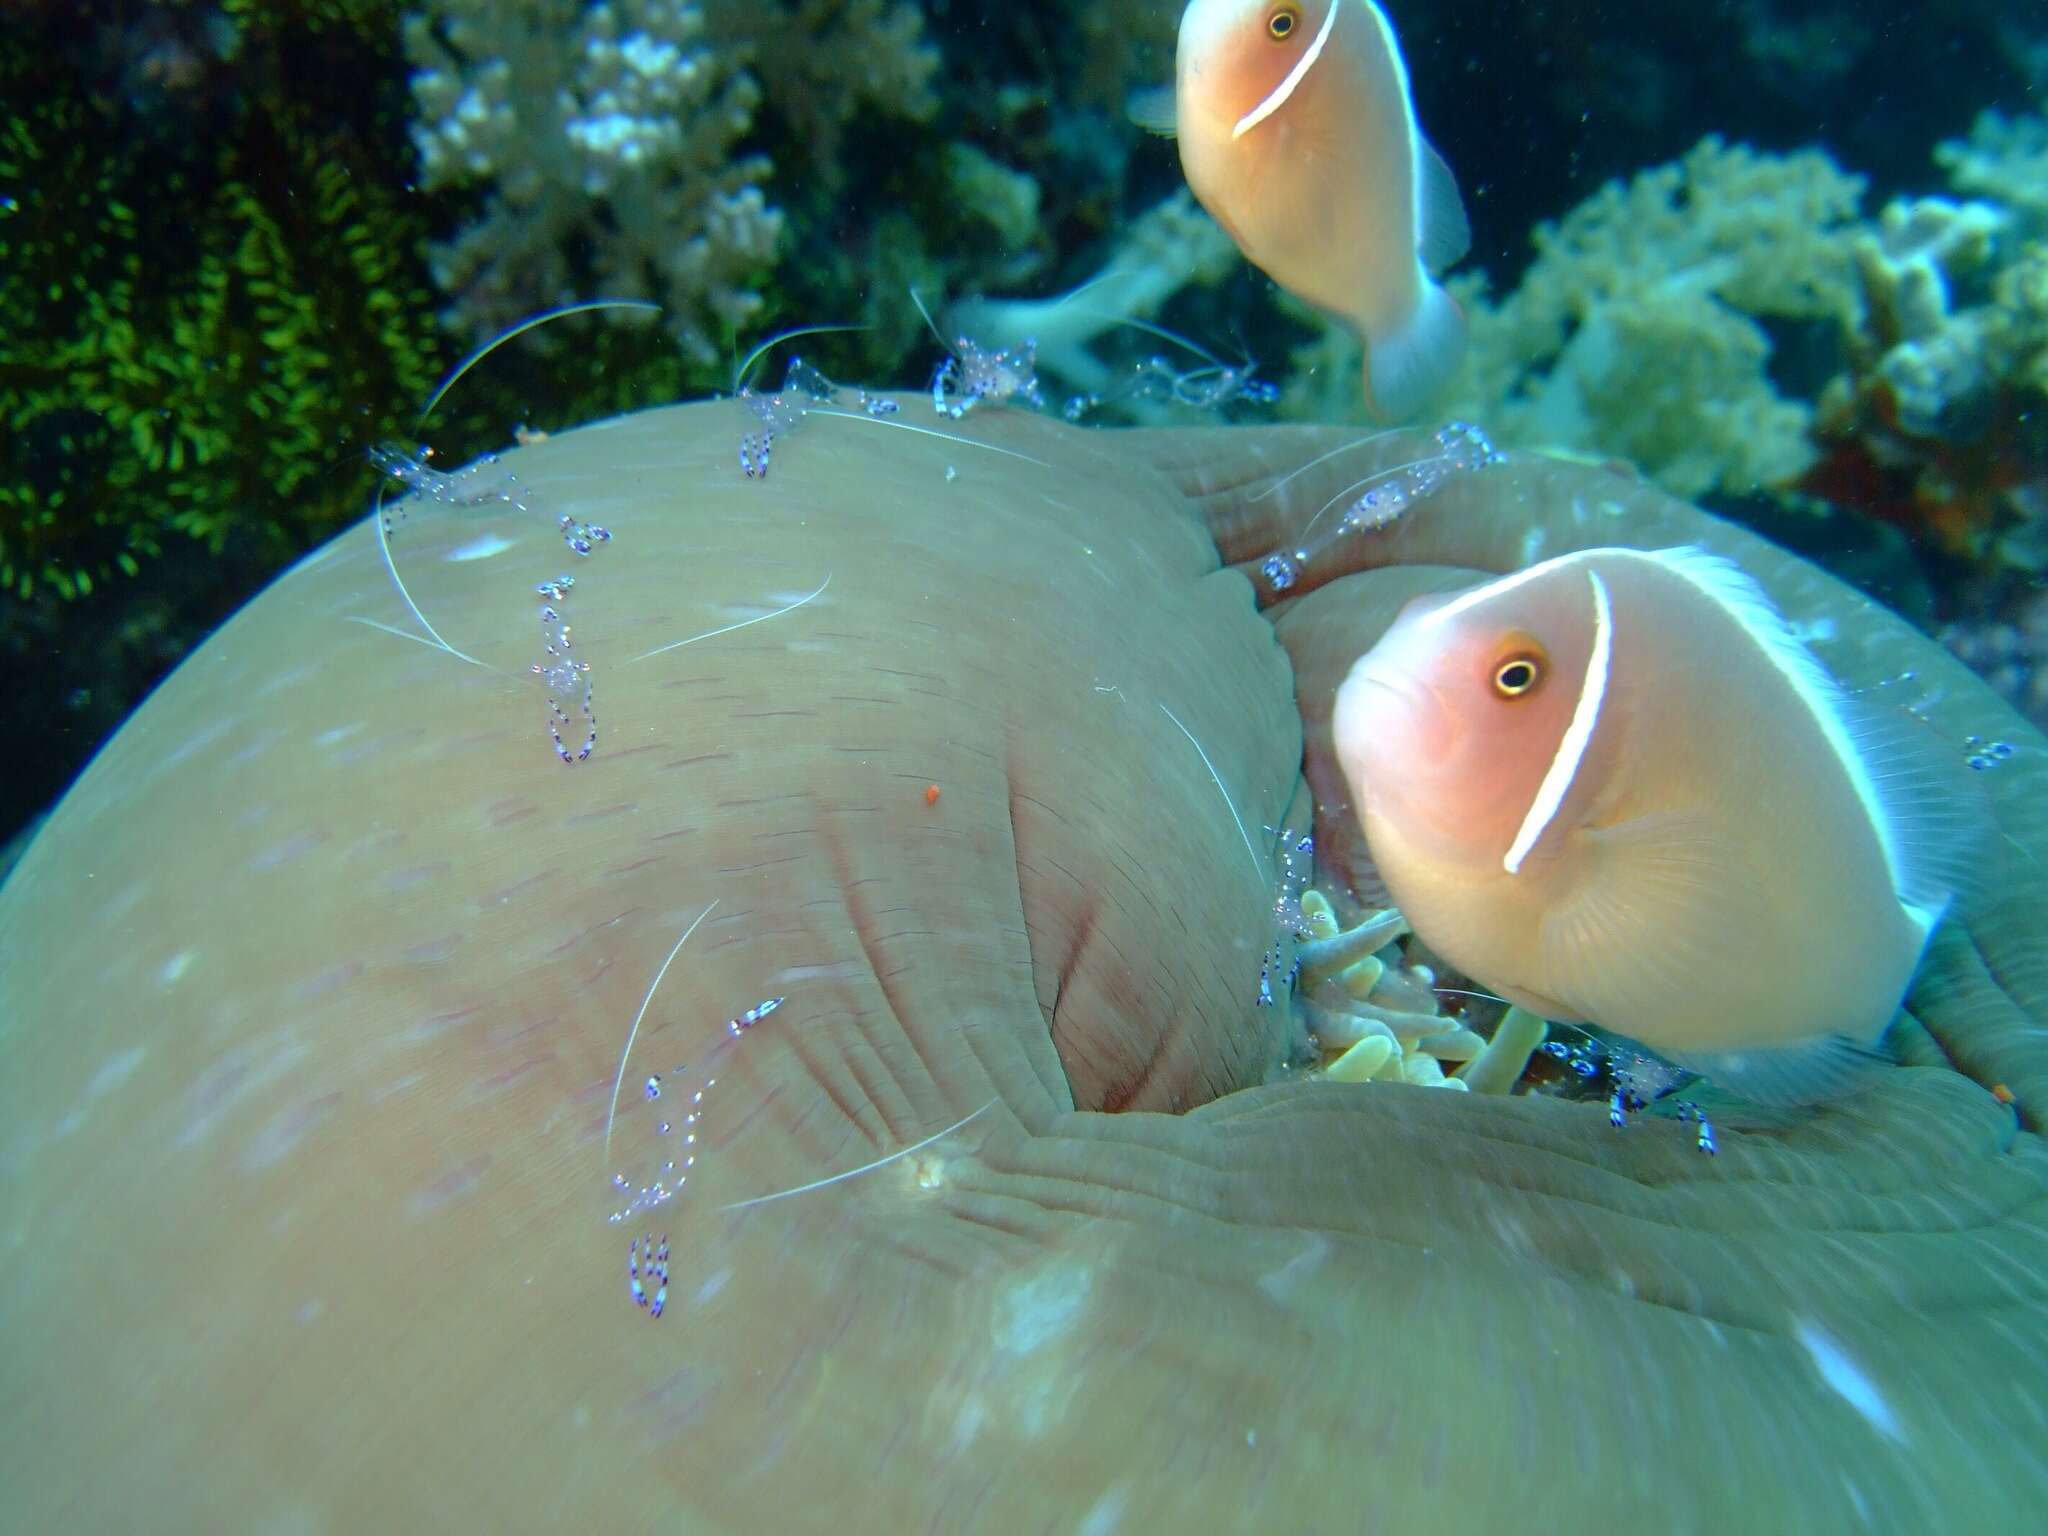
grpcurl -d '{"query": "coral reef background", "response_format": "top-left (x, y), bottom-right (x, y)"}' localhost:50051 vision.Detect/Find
top-left (2, 0), bottom-right (2042, 846)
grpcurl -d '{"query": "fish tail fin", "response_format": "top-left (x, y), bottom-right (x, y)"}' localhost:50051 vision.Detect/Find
top-left (1363, 279), bottom-right (1466, 422)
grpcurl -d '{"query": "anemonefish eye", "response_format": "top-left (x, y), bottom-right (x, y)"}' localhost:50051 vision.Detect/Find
top-left (1492, 655), bottom-right (1542, 698)
top-left (1267, 5), bottom-right (1300, 40)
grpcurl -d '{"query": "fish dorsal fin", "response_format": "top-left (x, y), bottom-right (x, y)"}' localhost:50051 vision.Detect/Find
top-left (1127, 85), bottom-right (1179, 138)
top-left (1666, 1035), bottom-right (1893, 1107)
top-left (1415, 138), bottom-right (1470, 275)
top-left (1639, 546), bottom-right (1996, 934)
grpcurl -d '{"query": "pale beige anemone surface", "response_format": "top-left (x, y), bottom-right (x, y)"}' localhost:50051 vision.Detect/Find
top-left (2, 400), bottom-right (2045, 1533)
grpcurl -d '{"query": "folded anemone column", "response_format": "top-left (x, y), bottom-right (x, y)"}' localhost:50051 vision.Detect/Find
top-left (3, 404), bottom-right (2046, 1530)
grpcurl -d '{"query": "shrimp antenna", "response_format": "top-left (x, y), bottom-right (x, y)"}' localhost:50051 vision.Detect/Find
top-left (1046, 268), bottom-right (1137, 310)
top-left (604, 902), bottom-right (720, 1163)
top-left (367, 478), bottom-right (487, 668)
top-left (1432, 986), bottom-right (1510, 1007)
top-left (907, 285), bottom-right (952, 350)
top-left (1091, 312), bottom-right (1226, 369)
top-left (1248, 430), bottom-right (1403, 504)
top-left (732, 323), bottom-right (870, 394)
top-left (417, 299), bottom-right (662, 428)
top-left (719, 1100), bottom-right (996, 1212)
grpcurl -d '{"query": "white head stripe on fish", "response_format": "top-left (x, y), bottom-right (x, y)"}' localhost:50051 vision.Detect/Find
top-left (1504, 568), bottom-right (1612, 874)
top-left (1232, 0), bottom-right (1343, 138)
top-left (1418, 555), bottom-right (1565, 631)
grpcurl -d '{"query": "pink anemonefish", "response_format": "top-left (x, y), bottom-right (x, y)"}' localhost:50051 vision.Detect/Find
top-left (1330, 546), bottom-right (1994, 1105)
top-left (1133, 0), bottom-right (1470, 421)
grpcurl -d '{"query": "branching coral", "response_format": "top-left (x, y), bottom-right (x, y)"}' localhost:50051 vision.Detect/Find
top-left (1277, 125), bottom-right (2048, 548)
top-left (403, 0), bottom-right (946, 366)
top-left (1273, 123), bottom-right (2047, 578)
top-left (1936, 110), bottom-right (2048, 233)
top-left (405, 0), bottom-right (781, 364)
top-left (1806, 116), bottom-right (2048, 567)
top-left (1848, 195), bottom-right (2010, 439)
top-left (1995, 241), bottom-right (2048, 404)
top-left (1428, 136), bottom-right (1869, 499)
top-left (723, 0), bottom-right (938, 186)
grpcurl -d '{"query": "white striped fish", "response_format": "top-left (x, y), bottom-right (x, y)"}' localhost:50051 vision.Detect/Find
top-left (1133, 0), bottom-right (1470, 421)
top-left (1329, 546), bottom-right (1993, 1104)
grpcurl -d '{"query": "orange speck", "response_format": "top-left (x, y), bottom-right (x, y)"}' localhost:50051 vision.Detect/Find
top-left (924, 784), bottom-right (941, 806)
top-left (1993, 1083), bottom-right (2015, 1106)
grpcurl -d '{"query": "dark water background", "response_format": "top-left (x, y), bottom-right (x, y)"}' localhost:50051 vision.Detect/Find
top-left (2, 0), bottom-right (2041, 857)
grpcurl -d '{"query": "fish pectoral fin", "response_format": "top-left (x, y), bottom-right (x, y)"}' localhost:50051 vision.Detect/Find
top-left (1539, 809), bottom-right (1753, 1034)
top-left (1127, 85), bottom-right (1179, 137)
top-left (1666, 1036), bottom-right (1894, 1108)
top-left (1415, 137), bottom-right (1470, 274)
